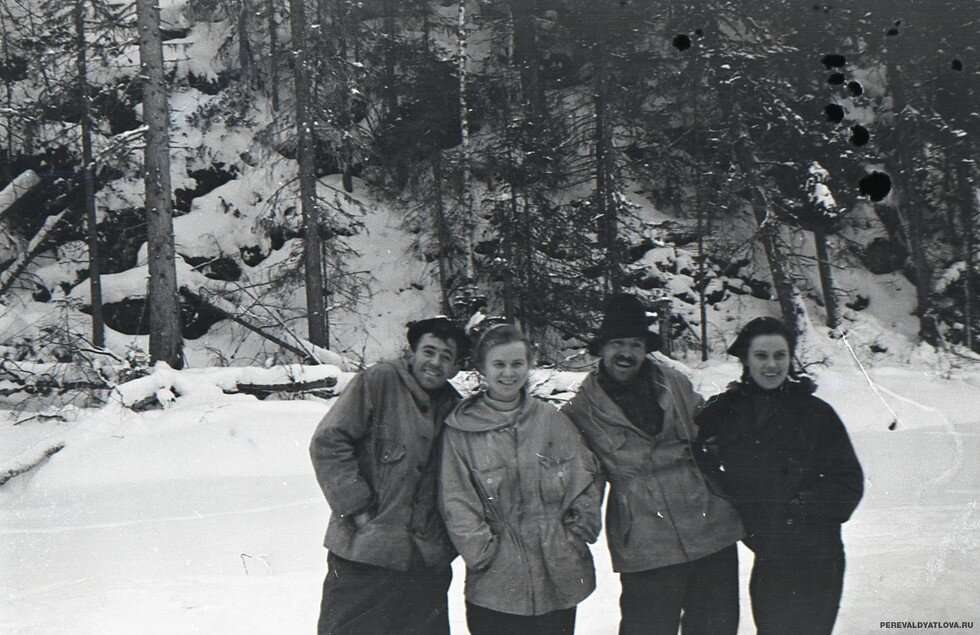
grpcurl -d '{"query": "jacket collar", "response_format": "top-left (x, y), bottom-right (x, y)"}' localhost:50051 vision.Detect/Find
top-left (445, 390), bottom-right (535, 432)
top-left (579, 359), bottom-right (681, 442)
top-left (390, 357), bottom-right (461, 408)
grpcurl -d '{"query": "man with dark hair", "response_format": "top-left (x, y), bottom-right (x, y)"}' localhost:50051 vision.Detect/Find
top-left (562, 294), bottom-right (744, 635)
top-left (310, 316), bottom-right (470, 634)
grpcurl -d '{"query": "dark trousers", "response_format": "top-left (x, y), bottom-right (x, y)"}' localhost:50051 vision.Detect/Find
top-left (619, 544), bottom-right (739, 635)
top-left (317, 552), bottom-right (452, 635)
top-left (750, 549), bottom-right (845, 635)
top-left (465, 601), bottom-right (577, 635)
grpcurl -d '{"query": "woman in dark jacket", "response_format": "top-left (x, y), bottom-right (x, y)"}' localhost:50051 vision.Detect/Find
top-left (440, 324), bottom-right (602, 635)
top-left (695, 317), bottom-right (864, 635)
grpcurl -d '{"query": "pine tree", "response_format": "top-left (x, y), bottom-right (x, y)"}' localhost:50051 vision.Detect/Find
top-left (288, 0), bottom-right (328, 347)
top-left (136, 0), bottom-right (183, 367)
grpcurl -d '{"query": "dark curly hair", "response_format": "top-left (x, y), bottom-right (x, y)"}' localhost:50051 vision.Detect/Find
top-left (729, 317), bottom-right (816, 392)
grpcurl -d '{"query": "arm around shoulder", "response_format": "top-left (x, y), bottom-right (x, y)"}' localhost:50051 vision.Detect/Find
top-left (556, 409), bottom-right (604, 543)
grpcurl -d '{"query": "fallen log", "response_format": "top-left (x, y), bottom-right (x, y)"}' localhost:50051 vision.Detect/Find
top-left (0, 170), bottom-right (42, 222)
top-left (0, 443), bottom-right (65, 486)
top-left (236, 376), bottom-right (339, 399)
top-left (0, 208), bottom-right (72, 297)
top-left (111, 363), bottom-right (349, 410)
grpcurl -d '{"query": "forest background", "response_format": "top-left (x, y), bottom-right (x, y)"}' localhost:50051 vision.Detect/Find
top-left (0, 2), bottom-right (977, 632)
top-left (0, 0), bottom-right (976, 396)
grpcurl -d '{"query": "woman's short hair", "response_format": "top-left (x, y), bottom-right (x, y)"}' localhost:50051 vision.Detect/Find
top-left (726, 316), bottom-right (797, 359)
top-left (473, 324), bottom-right (532, 370)
top-left (728, 316), bottom-right (816, 392)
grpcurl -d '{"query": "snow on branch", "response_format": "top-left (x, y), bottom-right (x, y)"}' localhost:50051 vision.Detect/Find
top-left (0, 208), bottom-right (72, 297)
top-left (109, 362), bottom-right (353, 410)
top-left (0, 442), bottom-right (65, 486)
top-left (0, 170), bottom-right (42, 220)
top-left (0, 361), bottom-right (112, 398)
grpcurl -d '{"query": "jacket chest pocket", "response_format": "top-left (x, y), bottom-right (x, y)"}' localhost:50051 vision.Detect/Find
top-left (376, 437), bottom-right (408, 483)
top-left (472, 460), bottom-right (509, 518)
top-left (378, 441), bottom-right (406, 465)
top-left (537, 454), bottom-right (573, 507)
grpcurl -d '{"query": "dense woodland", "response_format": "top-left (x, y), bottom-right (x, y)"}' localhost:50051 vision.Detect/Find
top-left (0, 0), bottom-right (975, 387)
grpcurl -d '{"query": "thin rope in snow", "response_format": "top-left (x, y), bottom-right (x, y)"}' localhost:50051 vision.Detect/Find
top-left (835, 328), bottom-right (902, 430)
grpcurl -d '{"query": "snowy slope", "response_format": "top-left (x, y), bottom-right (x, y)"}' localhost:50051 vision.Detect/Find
top-left (1, 361), bottom-right (976, 633)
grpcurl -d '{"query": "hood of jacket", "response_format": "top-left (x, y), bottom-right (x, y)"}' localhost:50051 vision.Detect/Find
top-left (390, 355), bottom-right (461, 406)
top-left (445, 391), bottom-right (530, 432)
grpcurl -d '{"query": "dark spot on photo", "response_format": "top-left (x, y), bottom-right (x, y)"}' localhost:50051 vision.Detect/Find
top-left (673, 34), bottom-right (692, 51)
top-left (848, 81), bottom-right (863, 96)
top-left (824, 103), bottom-right (845, 123)
top-left (828, 72), bottom-right (845, 85)
top-left (951, 59), bottom-right (962, 71)
top-left (821, 54), bottom-right (847, 69)
top-left (859, 171), bottom-right (892, 202)
top-left (850, 125), bottom-right (870, 146)
top-left (886, 28), bottom-right (899, 36)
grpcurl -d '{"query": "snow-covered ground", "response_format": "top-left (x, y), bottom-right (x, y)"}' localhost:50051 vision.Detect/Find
top-left (1, 361), bottom-right (977, 634)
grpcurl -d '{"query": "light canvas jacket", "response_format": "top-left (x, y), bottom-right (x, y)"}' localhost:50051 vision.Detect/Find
top-left (310, 358), bottom-right (458, 572)
top-left (562, 359), bottom-right (743, 572)
top-left (439, 393), bottom-right (602, 616)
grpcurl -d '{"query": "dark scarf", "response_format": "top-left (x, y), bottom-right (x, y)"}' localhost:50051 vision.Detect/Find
top-left (731, 377), bottom-right (815, 435)
top-left (597, 359), bottom-right (665, 438)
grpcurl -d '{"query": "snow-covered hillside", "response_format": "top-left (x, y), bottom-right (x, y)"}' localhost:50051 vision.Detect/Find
top-left (1, 360), bottom-right (976, 633)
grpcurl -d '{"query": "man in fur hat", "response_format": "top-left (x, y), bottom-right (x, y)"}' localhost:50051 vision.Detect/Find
top-left (562, 294), bottom-right (744, 635)
top-left (310, 317), bottom-right (470, 634)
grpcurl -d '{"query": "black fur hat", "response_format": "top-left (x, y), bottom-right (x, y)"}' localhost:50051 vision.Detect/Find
top-left (726, 316), bottom-right (796, 359)
top-left (588, 294), bottom-right (661, 356)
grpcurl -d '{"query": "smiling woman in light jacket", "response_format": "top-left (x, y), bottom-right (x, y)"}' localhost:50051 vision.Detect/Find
top-left (439, 324), bottom-right (602, 635)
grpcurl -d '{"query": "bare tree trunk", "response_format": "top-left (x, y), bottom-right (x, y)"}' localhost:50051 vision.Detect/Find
top-left (752, 192), bottom-right (801, 336)
top-left (75, 0), bottom-right (104, 348)
top-left (331, 0), bottom-right (354, 194)
top-left (957, 158), bottom-right (975, 351)
top-left (813, 227), bottom-right (839, 329)
top-left (593, 41), bottom-right (619, 293)
top-left (289, 0), bottom-right (328, 347)
top-left (457, 0), bottom-right (474, 281)
top-left (237, 0), bottom-right (253, 81)
top-left (136, 0), bottom-right (183, 367)
top-left (509, 0), bottom-right (545, 119)
top-left (693, 60), bottom-right (708, 361)
top-left (267, 0), bottom-right (279, 111)
top-left (0, 13), bottom-right (12, 184)
top-left (381, 0), bottom-right (397, 117)
top-left (881, 50), bottom-right (938, 345)
top-left (896, 186), bottom-right (939, 344)
top-left (432, 152), bottom-right (451, 316)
